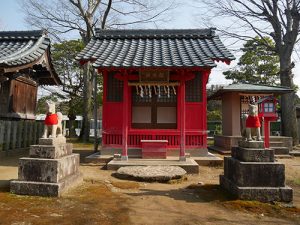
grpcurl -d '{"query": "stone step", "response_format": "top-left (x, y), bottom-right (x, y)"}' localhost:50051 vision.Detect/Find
top-left (290, 151), bottom-right (300, 156)
top-left (270, 146), bottom-right (289, 155)
top-left (232, 147), bottom-right (274, 162)
top-left (224, 157), bottom-right (285, 187)
top-left (29, 143), bottom-right (73, 159)
top-left (269, 141), bottom-right (284, 147)
top-left (10, 172), bottom-right (83, 197)
top-left (275, 154), bottom-right (293, 159)
top-left (220, 175), bottom-right (293, 202)
top-left (38, 137), bottom-right (66, 145)
top-left (238, 140), bottom-right (264, 149)
top-left (18, 154), bottom-right (80, 183)
top-left (107, 158), bottom-right (199, 174)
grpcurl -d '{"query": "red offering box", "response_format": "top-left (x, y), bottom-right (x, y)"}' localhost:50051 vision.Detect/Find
top-left (141, 140), bottom-right (168, 159)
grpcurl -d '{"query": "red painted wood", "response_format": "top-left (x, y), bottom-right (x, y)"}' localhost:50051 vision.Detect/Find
top-left (180, 74), bottom-right (186, 157)
top-left (141, 140), bottom-right (168, 159)
top-left (102, 71), bottom-right (108, 145)
top-left (122, 73), bottom-right (129, 157)
top-left (100, 68), bottom-right (212, 151)
top-left (264, 119), bottom-right (270, 148)
top-left (202, 69), bottom-right (210, 147)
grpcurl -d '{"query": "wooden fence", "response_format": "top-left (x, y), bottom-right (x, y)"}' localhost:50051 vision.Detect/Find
top-left (0, 120), bottom-right (44, 153)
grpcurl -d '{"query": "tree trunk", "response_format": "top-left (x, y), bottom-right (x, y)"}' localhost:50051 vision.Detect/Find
top-left (68, 120), bottom-right (77, 138)
top-left (80, 63), bottom-right (93, 142)
top-left (279, 56), bottom-right (299, 145)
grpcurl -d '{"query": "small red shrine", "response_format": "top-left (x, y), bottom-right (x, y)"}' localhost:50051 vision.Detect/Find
top-left (257, 96), bottom-right (279, 148)
top-left (77, 29), bottom-right (234, 160)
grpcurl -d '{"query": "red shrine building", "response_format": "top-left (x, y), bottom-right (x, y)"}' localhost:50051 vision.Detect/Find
top-left (77, 29), bottom-right (234, 160)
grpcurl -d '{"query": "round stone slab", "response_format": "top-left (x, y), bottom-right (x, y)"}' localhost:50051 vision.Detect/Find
top-left (115, 166), bottom-right (187, 182)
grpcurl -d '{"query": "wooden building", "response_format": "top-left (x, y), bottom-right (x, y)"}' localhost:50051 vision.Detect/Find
top-left (0, 30), bottom-right (61, 120)
top-left (77, 29), bottom-right (234, 159)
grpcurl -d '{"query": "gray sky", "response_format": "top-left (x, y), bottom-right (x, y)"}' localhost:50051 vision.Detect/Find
top-left (0, 0), bottom-right (299, 96)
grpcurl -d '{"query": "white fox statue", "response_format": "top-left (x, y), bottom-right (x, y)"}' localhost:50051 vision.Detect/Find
top-left (42, 101), bottom-right (63, 138)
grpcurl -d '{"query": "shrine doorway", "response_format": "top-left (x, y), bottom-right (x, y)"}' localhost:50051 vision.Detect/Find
top-left (131, 86), bottom-right (177, 129)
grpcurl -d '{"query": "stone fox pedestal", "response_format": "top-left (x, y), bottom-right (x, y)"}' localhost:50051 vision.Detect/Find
top-left (220, 141), bottom-right (293, 202)
top-left (10, 137), bottom-right (82, 197)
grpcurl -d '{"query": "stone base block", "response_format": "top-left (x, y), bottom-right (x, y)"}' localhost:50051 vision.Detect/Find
top-left (232, 147), bottom-right (274, 162)
top-left (38, 137), bottom-right (66, 145)
top-left (29, 143), bottom-right (73, 159)
top-left (18, 154), bottom-right (80, 183)
top-left (10, 172), bottom-right (83, 197)
top-left (238, 140), bottom-right (264, 149)
top-left (220, 175), bottom-right (293, 202)
top-left (224, 157), bottom-right (285, 187)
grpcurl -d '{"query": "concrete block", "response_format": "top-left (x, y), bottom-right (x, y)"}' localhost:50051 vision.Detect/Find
top-left (18, 154), bottom-right (80, 183)
top-left (29, 143), bottom-right (73, 159)
top-left (231, 147), bottom-right (274, 162)
top-left (223, 157), bottom-right (285, 187)
top-left (220, 175), bottom-right (293, 202)
top-left (238, 140), bottom-right (264, 149)
top-left (38, 137), bottom-right (66, 145)
top-left (10, 172), bottom-right (83, 197)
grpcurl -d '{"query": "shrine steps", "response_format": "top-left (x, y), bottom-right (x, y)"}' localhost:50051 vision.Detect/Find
top-left (85, 152), bottom-right (223, 167)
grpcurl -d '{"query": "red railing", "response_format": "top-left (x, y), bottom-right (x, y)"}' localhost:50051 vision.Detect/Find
top-left (103, 130), bottom-right (206, 148)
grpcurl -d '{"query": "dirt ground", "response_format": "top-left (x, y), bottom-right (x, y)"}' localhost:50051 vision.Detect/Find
top-left (0, 150), bottom-right (300, 225)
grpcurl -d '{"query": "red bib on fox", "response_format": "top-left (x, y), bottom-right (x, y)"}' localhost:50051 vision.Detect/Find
top-left (45, 114), bottom-right (58, 125)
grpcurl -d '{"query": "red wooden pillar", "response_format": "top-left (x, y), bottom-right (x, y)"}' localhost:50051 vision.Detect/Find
top-left (264, 119), bottom-right (270, 148)
top-left (122, 72), bottom-right (129, 160)
top-left (202, 69), bottom-right (210, 148)
top-left (180, 74), bottom-right (186, 161)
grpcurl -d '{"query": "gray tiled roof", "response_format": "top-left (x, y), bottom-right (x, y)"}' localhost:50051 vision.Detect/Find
top-left (0, 30), bottom-right (61, 85)
top-left (208, 83), bottom-right (293, 100)
top-left (0, 30), bottom-right (49, 66)
top-left (76, 28), bottom-right (235, 68)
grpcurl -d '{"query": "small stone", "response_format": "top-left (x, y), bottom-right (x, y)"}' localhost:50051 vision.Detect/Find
top-left (198, 182), bottom-right (204, 185)
top-left (50, 213), bottom-right (63, 217)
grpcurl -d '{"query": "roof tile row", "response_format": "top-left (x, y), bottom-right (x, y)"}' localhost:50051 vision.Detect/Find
top-left (77, 29), bottom-right (235, 68)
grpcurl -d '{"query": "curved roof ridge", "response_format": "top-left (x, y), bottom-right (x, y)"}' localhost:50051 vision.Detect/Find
top-left (0, 30), bottom-right (44, 39)
top-left (95, 28), bottom-right (217, 39)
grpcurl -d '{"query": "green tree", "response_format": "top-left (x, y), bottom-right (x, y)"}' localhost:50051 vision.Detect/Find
top-left (51, 40), bottom-right (85, 116)
top-left (223, 37), bottom-right (279, 85)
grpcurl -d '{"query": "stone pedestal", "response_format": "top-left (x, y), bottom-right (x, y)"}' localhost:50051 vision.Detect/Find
top-left (10, 137), bottom-right (82, 197)
top-left (220, 140), bottom-right (293, 202)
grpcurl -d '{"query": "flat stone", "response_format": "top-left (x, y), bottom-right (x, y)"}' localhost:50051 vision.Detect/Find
top-left (231, 147), bottom-right (274, 162)
top-left (10, 172), bottom-right (83, 197)
top-left (29, 143), bottom-right (73, 159)
top-left (220, 175), bottom-right (293, 202)
top-left (223, 157), bottom-right (285, 187)
top-left (18, 154), bottom-right (80, 183)
top-left (38, 137), bottom-right (66, 145)
top-left (107, 158), bottom-right (199, 174)
top-left (115, 166), bottom-right (187, 182)
top-left (238, 140), bottom-right (264, 149)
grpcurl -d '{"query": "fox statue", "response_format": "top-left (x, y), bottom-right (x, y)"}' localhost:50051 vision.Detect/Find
top-left (241, 103), bottom-right (262, 141)
top-left (42, 101), bottom-right (63, 138)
